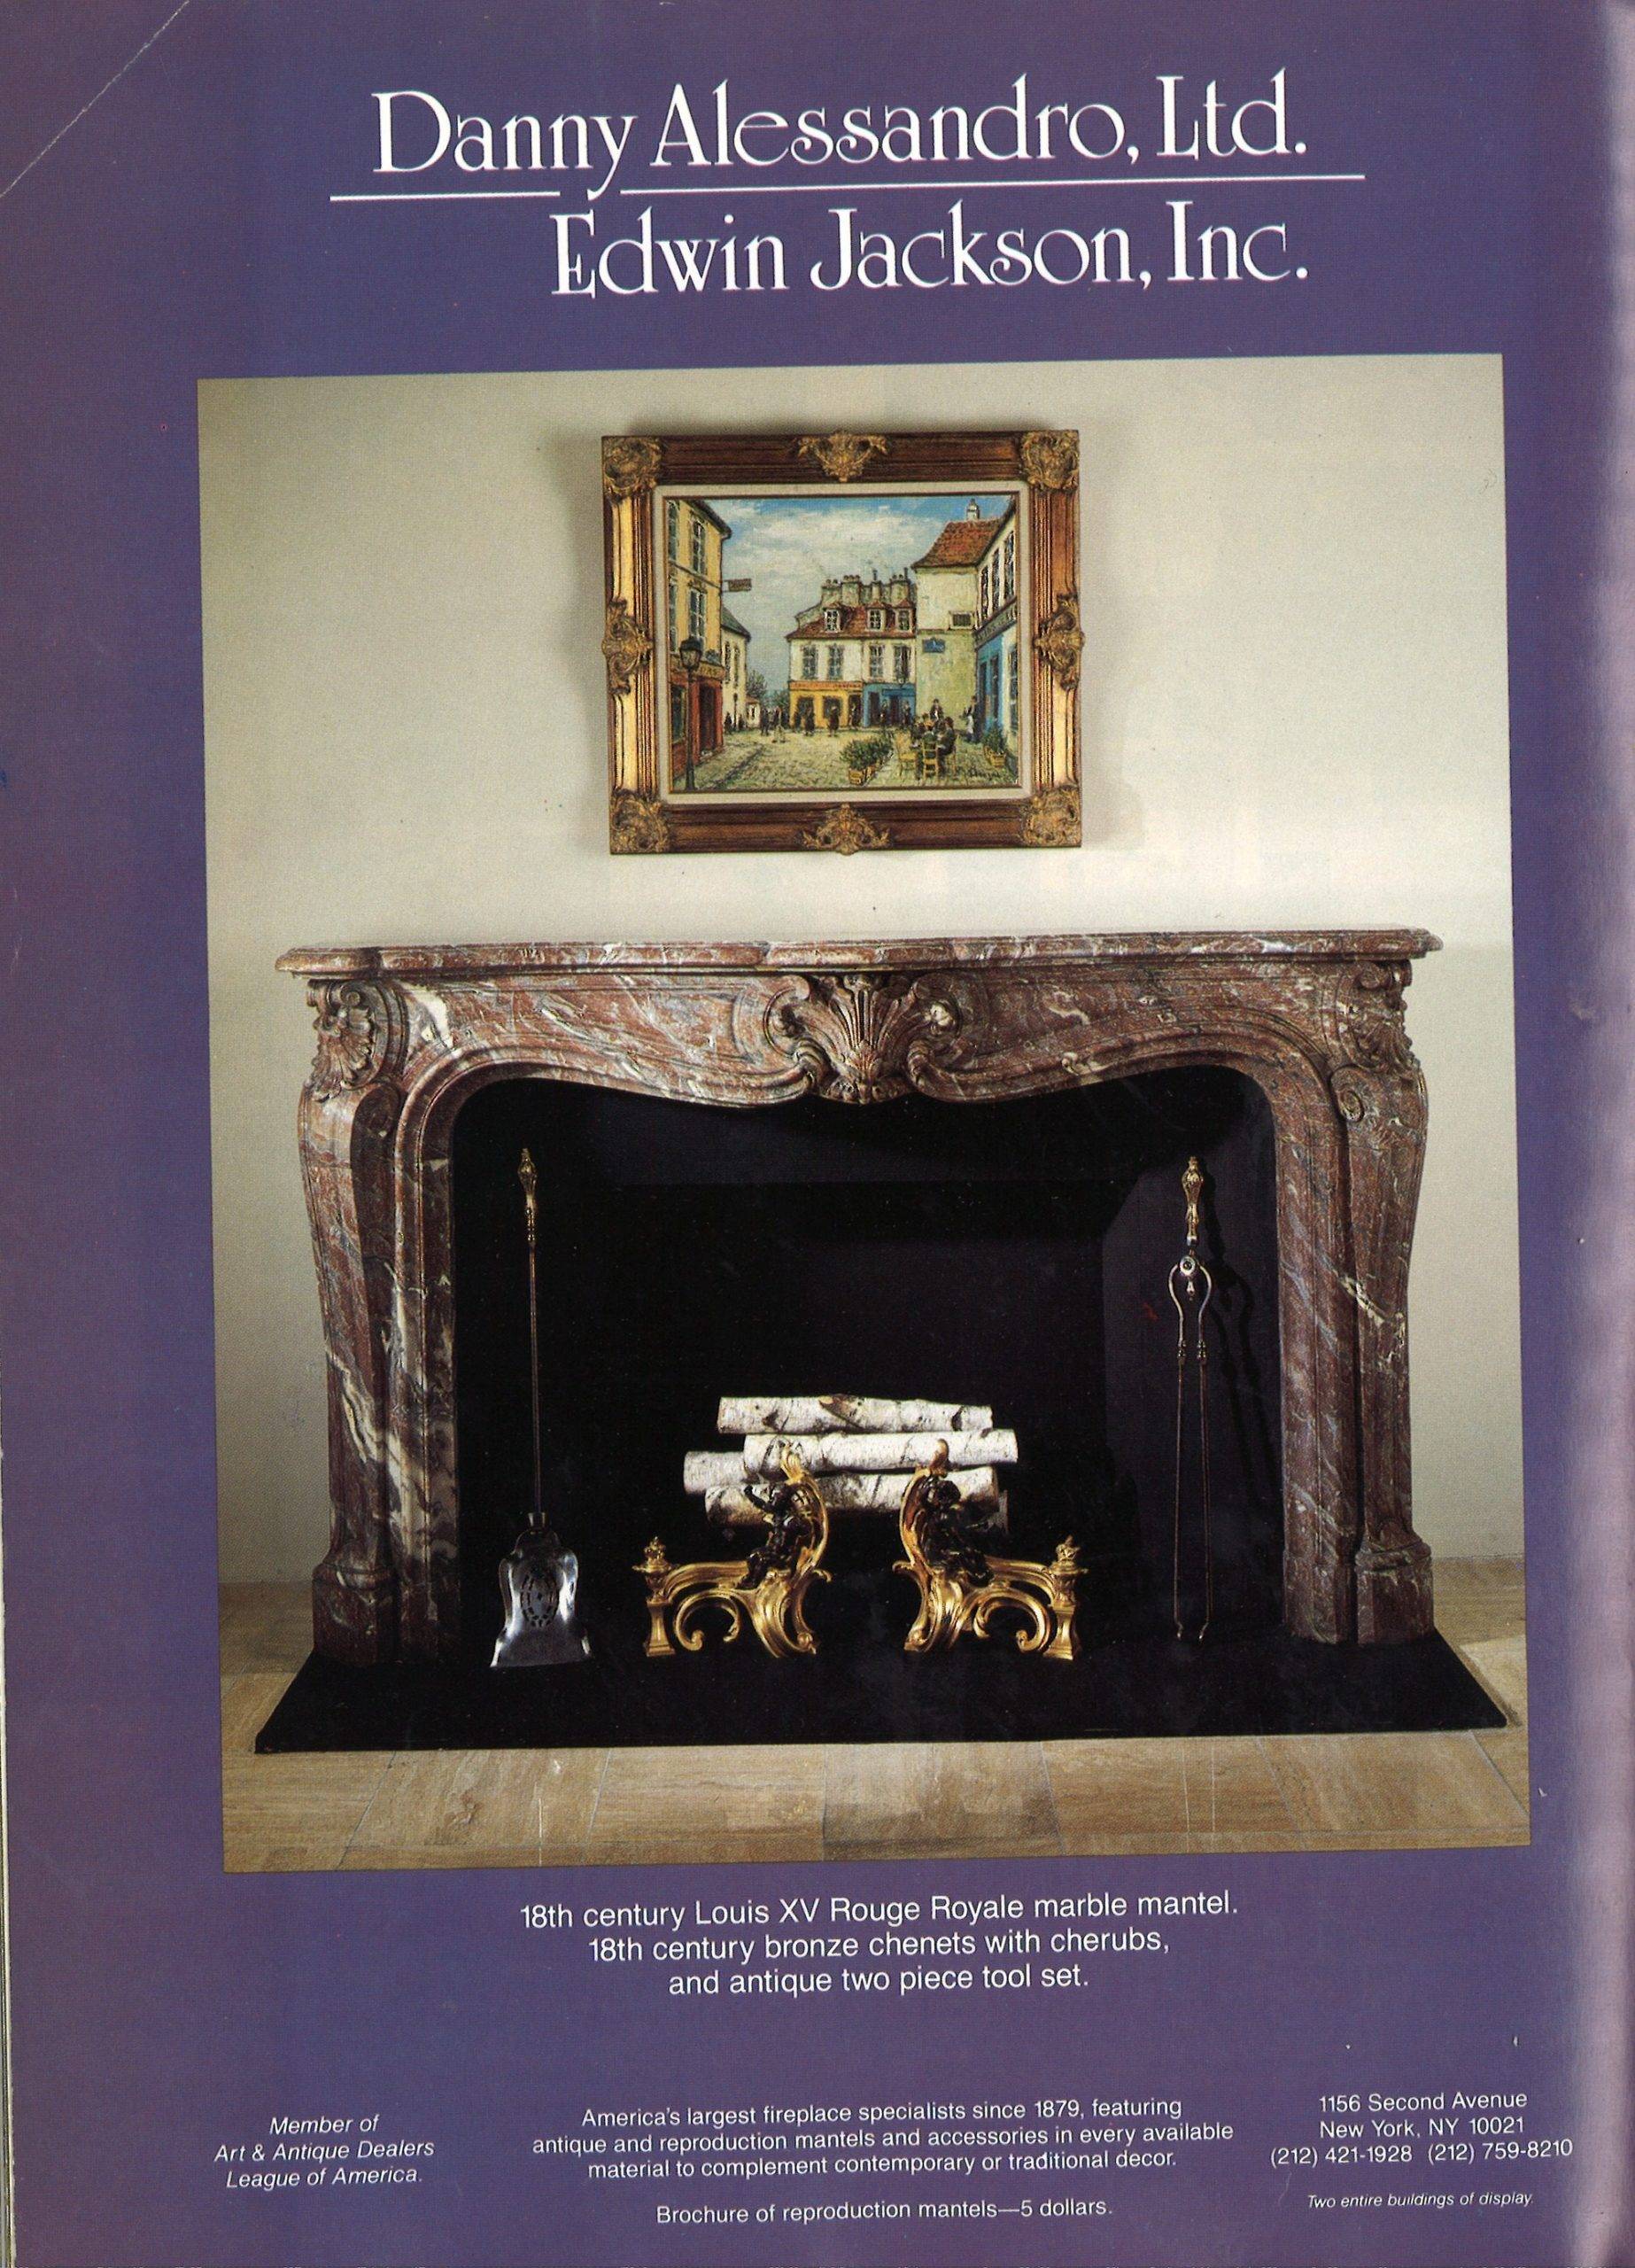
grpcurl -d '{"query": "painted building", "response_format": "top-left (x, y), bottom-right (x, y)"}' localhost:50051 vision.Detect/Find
top-left (787, 571), bottom-right (916, 731)
top-left (910, 501), bottom-right (995, 726)
top-left (970, 501), bottom-right (1020, 748)
top-left (720, 606), bottom-right (752, 726)
top-left (664, 495), bottom-right (730, 783)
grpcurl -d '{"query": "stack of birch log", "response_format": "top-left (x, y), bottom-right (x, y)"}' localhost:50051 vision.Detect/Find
top-left (683, 1395), bottom-right (1018, 1535)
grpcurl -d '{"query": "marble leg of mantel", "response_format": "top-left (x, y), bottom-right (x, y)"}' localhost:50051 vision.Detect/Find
top-left (1337, 1050), bottom-right (1435, 1643)
top-left (297, 983), bottom-right (408, 1665)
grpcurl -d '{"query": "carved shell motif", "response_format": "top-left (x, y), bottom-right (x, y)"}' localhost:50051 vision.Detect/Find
top-left (602, 598), bottom-right (652, 695)
top-left (601, 435), bottom-right (663, 500)
top-left (307, 980), bottom-right (398, 1100)
top-left (796, 431), bottom-right (889, 483)
top-left (1019, 430), bottom-right (1080, 491)
top-left (765, 973), bottom-right (962, 1103)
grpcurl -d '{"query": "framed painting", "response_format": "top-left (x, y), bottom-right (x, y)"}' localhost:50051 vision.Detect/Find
top-left (601, 429), bottom-right (1082, 853)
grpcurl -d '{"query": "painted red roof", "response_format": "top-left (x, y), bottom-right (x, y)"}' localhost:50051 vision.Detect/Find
top-left (911, 516), bottom-right (1006, 570)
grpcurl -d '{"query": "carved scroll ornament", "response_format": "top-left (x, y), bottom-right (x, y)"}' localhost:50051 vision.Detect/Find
top-left (1036, 590), bottom-right (1084, 692)
top-left (1330, 960), bottom-right (1421, 1079)
top-left (601, 598), bottom-right (652, 695)
top-left (802, 803), bottom-right (889, 855)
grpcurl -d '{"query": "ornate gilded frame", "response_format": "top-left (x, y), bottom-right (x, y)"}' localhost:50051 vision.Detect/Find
top-left (602, 429), bottom-right (1082, 853)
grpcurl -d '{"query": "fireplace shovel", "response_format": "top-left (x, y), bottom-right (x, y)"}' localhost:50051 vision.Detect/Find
top-left (492, 1147), bottom-right (592, 1670)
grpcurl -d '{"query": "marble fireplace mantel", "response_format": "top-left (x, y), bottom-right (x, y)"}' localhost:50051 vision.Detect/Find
top-left (277, 931), bottom-right (1438, 1665)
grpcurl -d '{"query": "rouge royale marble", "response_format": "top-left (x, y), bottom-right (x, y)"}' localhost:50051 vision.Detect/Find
top-left (278, 932), bottom-right (1438, 1664)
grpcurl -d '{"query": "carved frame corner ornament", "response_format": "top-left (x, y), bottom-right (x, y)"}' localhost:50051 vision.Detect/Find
top-left (1020, 781), bottom-right (1082, 849)
top-left (795, 430), bottom-right (889, 482)
top-left (802, 803), bottom-right (890, 855)
top-left (1036, 589), bottom-right (1085, 693)
top-left (1019, 429), bottom-right (1080, 492)
top-left (601, 434), bottom-right (663, 500)
top-left (601, 597), bottom-right (652, 696)
top-left (609, 791), bottom-right (672, 854)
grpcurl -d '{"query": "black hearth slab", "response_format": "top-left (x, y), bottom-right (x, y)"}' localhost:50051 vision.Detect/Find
top-left (253, 1628), bottom-right (1504, 1754)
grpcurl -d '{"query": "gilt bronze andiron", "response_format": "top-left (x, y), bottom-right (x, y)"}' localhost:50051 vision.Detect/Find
top-left (638, 1446), bottom-right (832, 1658)
top-left (896, 1443), bottom-right (1081, 1660)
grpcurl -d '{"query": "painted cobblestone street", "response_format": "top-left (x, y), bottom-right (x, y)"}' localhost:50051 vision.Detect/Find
top-left (683, 724), bottom-right (1019, 794)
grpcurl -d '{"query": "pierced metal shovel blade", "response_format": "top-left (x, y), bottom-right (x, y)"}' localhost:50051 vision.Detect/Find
top-left (492, 1528), bottom-right (592, 1669)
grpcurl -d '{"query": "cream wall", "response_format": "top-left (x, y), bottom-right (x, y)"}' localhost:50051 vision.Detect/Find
top-left (199, 355), bottom-right (1522, 1581)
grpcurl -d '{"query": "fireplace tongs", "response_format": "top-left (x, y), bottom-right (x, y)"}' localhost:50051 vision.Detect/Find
top-left (1169, 1155), bottom-right (1214, 1644)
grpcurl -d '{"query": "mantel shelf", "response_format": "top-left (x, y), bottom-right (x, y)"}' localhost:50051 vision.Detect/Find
top-left (278, 928), bottom-right (1441, 981)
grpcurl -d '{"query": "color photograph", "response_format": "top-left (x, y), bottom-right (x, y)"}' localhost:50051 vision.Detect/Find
top-left (199, 357), bottom-right (1525, 1874)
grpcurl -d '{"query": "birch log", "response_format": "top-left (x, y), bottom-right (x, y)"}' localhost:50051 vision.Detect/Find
top-left (709, 1486), bottom-right (1008, 1534)
top-left (682, 1436), bottom-right (1015, 1490)
top-left (685, 1449), bottom-right (766, 1492)
top-left (682, 1433), bottom-right (1016, 1491)
top-left (701, 1468), bottom-right (1003, 1518)
top-left (717, 1394), bottom-right (992, 1436)
top-left (748, 1430), bottom-right (1014, 1478)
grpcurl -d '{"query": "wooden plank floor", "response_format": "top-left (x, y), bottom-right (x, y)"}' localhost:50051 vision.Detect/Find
top-left (220, 1561), bottom-right (1529, 1872)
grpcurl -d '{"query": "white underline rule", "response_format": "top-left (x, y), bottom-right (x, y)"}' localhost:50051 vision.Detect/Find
top-left (329, 172), bottom-right (1366, 206)
top-left (330, 188), bottom-right (564, 202)
top-left (627, 172), bottom-right (1366, 196)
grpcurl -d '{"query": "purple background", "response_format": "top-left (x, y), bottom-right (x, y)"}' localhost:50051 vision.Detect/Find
top-left (0, 4), bottom-right (1625, 2264)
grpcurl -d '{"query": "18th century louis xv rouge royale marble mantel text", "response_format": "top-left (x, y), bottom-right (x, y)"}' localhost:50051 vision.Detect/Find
top-left (277, 931), bottom-right (1438, 1668)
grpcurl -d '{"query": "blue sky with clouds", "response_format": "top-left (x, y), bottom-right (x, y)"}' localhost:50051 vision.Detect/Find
top-left (701, 490), bottom-right (1015, 690)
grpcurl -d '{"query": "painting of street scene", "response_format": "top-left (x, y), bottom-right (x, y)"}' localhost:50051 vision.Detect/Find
top-left (657, 487), bottom-right (1027, 796)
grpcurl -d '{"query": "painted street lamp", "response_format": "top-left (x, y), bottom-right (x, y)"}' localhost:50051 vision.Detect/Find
top-left (678, 633), bottom-right (703, 791)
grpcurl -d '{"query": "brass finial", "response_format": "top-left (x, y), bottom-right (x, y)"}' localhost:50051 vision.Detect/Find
top-left (1182, 1156), bottom-right (1204, 1249)
top-left (518, 1147), bottom-right (539, 1248)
